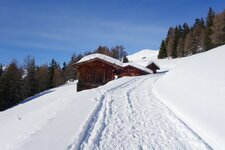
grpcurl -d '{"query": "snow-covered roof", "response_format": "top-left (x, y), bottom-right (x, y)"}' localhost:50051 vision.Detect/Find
top-left (76, 53), bottom-right (123, 67)
top-left (75, 53), bottom-right (158, 73)
top-left (146, 61), bottom-right (160, 69)
top-left (123, 62), bottom-right (153, 74)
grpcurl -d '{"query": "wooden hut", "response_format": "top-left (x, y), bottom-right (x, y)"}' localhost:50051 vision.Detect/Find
top-left (146, 61), bottom-right (160, 74)
top-left (73, 54), bottom-right (123, 91)
top-left (74, 54), bottom-right (160, 91)
top-left (119, 63), bottom-right (152, 77)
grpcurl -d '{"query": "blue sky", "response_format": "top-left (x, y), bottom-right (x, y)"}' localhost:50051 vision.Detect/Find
top-left (0, 0), bottom-right (224, 66)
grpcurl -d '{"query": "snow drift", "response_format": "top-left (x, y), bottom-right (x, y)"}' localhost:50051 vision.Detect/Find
top-left (154, 45), bottom-right (225, 150)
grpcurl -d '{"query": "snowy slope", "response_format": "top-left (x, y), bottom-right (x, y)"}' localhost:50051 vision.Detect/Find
top-left (0, 75), bottom-right (212, 150)
top-left (77, 75), bottom-right (210, 150)
top-left (1, 46), bottom-right (223, 149)
top-left (154, 45), bottom-right (225, 150)
top-left (127, 49), bottom-right (158, 62)
top-left (0, 78), bottom-right (139, 150)
top-left (127, 49), bottom-right (182, 72)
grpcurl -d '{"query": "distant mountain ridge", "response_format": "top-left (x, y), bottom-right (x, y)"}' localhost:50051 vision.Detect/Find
top-left (127, 49), bottom-right (158, 62)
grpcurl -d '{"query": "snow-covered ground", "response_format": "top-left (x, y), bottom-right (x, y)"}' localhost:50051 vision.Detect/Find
top-left (0, 79), bottom-right (133, 150)
top-left (1, 46), bottom-right (225, 150)
top-left (127, 49), bottom-right (158, 61)
top-left (153, 45), bottom-right (225, 150)
top-left (0, 75), bottom-right (212, 150)
top-left (76, 75), bottom-right (211, 150)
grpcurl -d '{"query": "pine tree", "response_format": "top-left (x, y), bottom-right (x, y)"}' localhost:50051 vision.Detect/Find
top-left (184, 31), bottom-right (193, 56)
top-left (211, 10), bottom-right (225, 47)
top-left (64, 54), bottom-right (78, 81)
top-left (177, 23), bottom-right (190, 57)
top-left (0, 64), bottom-right (3, 78)
top-left (166, 27), bottom-right (175, 57)
top-left (194, 18), bottom-right (204, 53)
top-left (204, 7), bottom-right (215, 51)
top-left (182, 23), bottom-right (190, 37)
top-left (172, 26), bottom-right (181, 58)
top-left (62, 62), bottom-right (67, 72)
top-left (160, 8), bottom-right (225, 58)
top-left (0, 60), bottom-right (22, 110)
top-left (176, 37), bottom-right (185, 57)
top-left (35, 65), bottom-right (49, 92)
top-left (184, 18), bottom-right (205, 55)
top-left (123, 55), bottom-right (129, 63)
top-left (22, 56), bottom-right (37, 98)
top-left (53, 67), bottom-right (64, 87)
top-left (48, 59), bottom-right (57, 88)
top-left (158, 40), bottom-right (167, 59)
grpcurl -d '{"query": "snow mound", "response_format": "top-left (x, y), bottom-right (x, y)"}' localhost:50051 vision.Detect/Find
top-left (127, 49), bottom-right (158, 62)
top-left (154, 45), bottom-right (225, 150)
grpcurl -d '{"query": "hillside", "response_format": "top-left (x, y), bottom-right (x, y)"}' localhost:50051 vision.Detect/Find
top-left (127, 49), bottom-right (182, 72)
top-left (0, 46), bottom-right (224, 149)
top-left (127, 49), bottom-right (158, 62)
top-left (154, 45), bottom-right (225, 149)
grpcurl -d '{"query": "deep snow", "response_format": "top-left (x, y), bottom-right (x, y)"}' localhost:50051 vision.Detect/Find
top-left (76, 75), bottom-right (211, 150)
top-left (0, 78), bottom-right (133, 150)
top-left (0, 75), bottom-right (212, 150)
top-left (154, 45), bottom-right (225, 150)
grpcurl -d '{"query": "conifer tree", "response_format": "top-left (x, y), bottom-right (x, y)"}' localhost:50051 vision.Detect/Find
top-left (176, 37), bottom-right (185, 57)
top-left (0, 60), bottom-right (22, 110)
top-left (166, 27), bottom-right (175, 57)
top-left (182, 23), bottom-right (190, 37)
top-left (64, 54), bottom-right (78, 81)
top-left (184, 18), bottom-right (205, 55)
top-left (211, 10), bottom-right (225, 46)
top-left (184, 31), bottom-right (193, 56)
top-left (176, 23), bottom-right (190, 57)
top-left (53, 67), bottom-right (64, 87)
top-left (35, 65), bottom-right (49, 92)
top-left (122, 55), bottom-right (129, 63)
top-left (22, 56), bottom-right (37, 98)
top-left (158, 40), bottom-right (167, 59)
top-left (172, 26), bottom-right (180, 58)
top-left (62, 62), bottom-right (67, 72)
top-left (204, 7), bottom-right (215, 51)
top-left (48, 59), bottom-right (57, 88)
top-left (0, 64), bottom-right (3, 78)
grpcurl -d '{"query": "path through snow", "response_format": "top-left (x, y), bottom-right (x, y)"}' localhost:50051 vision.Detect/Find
top-left (74, 75), bottom-right (212, 150)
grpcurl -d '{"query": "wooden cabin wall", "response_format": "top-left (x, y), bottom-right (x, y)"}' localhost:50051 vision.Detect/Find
top-left (147, 64), bottom-right (157, 73)
top-left (119, 66), bottom-right (145, 77)
top-left (76, 60), bottom-right (117, 91)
